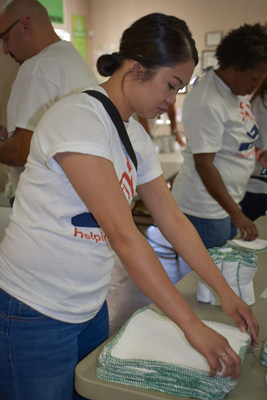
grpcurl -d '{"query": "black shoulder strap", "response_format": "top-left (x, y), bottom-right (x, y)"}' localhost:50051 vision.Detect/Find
top-left (83, 90), bottom-right (138, 171)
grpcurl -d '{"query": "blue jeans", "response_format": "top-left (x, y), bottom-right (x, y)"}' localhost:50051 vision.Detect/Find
top-left (184, 214), bottom-right (237, 248)
top-left (0, 288), bottom-right (109, 400)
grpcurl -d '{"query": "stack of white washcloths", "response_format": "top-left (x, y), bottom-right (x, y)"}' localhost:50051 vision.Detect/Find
top-left (197, 247), bottom-right (258, 306)
top-left (97, 307), bottom-right (250, 400)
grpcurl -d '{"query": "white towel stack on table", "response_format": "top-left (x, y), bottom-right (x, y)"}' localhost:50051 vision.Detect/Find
top-left (197, 247), bottom-right (258, 306)
top-left (97, 307), bottom-right (250, 400)
top-left (227, 238), bottom-right (267, 253)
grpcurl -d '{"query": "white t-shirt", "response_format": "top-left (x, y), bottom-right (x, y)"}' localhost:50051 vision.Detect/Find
top-left (0, 86), bottom-right (162, 323)
top-left (246, 94), bottom-right (267, 194)
top-left (6, 40), bottom-right (98, 195)
top-left (172, 69), bottom-right (258, 219)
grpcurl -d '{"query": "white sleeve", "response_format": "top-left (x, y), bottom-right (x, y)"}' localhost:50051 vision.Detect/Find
top-left (252, 96), bottom-right (267, 149)
top-left (136, 139), bottom-right (162, 186)
top-left (183, 103), bottom-right (224, 154)
top-left (7, 73), bottom-right (59, 133)
top-left (128, 120), bottom-right (162, 186)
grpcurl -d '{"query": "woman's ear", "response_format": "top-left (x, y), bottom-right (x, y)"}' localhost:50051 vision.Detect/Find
top-left (128, 60), bottom-right (148, 80)
top-left (132, 61), bottom-right (141, 71)
top-left (129, 59), bottom-right (145, 72)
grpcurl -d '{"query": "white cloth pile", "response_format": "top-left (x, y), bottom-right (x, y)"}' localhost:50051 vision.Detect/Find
top-left (227, 238), bottom-right (267, 253)
top-left (97, 307), bottom-right (250, 400)
top-left (197, 247), bottom-right (258, 305)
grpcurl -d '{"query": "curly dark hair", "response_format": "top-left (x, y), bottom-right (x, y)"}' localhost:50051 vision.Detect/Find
top-left (216, 23), bottom-right (267, 70)
top-left (97, 13), bottom-right (198, 78)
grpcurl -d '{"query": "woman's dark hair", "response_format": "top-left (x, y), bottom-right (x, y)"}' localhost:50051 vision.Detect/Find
top-left (97, 13), bottom-right (198, 78)
top-left (216, 23), bottom-right (267, 70)
top-left (251, 75), bottom-right (267, 108)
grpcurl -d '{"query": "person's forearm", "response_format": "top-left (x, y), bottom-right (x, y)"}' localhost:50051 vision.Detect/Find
top-left (0, 128), bottom-right (32, 166)
top-left (138, 178), bottom-right (233, 300)
top-left (152, 204), bottom-right (232, 300)
top-left (137, 176), bottom-right (259, 346)
top-left (193, 155), bottom-right (258, 240)
top-left (196, 163), bottom-right (241, 217)
top-left (138, 116), bottom-right (152, 136)
top-left (255, 147), bottom-right (267, 168)
top-left (110, 226), bottom-right (200, 330)
top-left (0, 138), bottom-right (22, 166)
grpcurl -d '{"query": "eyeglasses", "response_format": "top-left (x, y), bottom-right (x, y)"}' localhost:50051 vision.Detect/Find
top-left (0, 19), bottom-right (20, 44)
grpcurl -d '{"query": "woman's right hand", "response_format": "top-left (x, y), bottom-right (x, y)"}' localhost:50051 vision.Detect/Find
top-left (184, 319), bottom-right (242, 380)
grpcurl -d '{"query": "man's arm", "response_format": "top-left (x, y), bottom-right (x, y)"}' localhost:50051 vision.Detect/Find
top-left (0, 127), bottom-right (33, 166)
top-left (137, 116), bottom-right (152, 136)
top-left (167, 104), bottom-right (185, 146)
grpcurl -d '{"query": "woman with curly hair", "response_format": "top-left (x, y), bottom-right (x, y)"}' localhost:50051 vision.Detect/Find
top-left (172, 23), bottom-right (267, 248)
top-left (240, 75), bottom-right (267, 220)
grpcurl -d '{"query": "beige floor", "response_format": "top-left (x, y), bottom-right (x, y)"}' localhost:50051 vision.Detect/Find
top-left (107, 224), bottom-right (191, 335)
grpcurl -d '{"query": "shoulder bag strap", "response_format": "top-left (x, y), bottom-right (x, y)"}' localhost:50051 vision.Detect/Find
top-left (83, 90), bottom-right (138, 171)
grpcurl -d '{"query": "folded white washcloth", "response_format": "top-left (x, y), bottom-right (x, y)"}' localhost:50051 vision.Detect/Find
top-left (197, 247), bottom-right (258, 306)
top-left (227, 238), bottom-right (267, 253)
top-left (97, 307), bottom-right (250, 400)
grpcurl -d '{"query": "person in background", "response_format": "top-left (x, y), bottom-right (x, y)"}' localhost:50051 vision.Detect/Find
top-left (240, 75), bottom-right (267, 220)
top-left (0, 0), bottom-right (98, 198)
top-left (138, 103), bottom-right (185, 146)
top-left (0, 12), bottom-right (259, 400)
top-left (172, 23), bottom-right (267, 249)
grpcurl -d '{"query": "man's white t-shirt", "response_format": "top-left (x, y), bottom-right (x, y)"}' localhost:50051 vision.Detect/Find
top-left (246, 94), bottom-right (267, 194)
top-left (0, 87), bottom-right (162, 323)
top-left (172, 69), bottom-right (258, 219)
top-left (6, 40), bottom-right (98, 195)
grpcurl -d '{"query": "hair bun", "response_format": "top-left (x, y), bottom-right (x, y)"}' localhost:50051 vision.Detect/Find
top-left (97, 52), bottom-right (122, 77)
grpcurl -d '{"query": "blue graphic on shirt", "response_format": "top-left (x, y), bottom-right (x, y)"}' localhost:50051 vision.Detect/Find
top-left (71, 212), bottom-right (99, 228)
top-left (238, 124), bottom-right (259, 152)
top-left (247, 124), bottom-right (258, 140)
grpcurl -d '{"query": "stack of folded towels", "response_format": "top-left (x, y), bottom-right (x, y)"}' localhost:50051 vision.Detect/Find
top-left (197, 247), bottom-right (258, 305)
top-left (227, 238), bottom-right (267, 253)
top-left (97, 307), bottom-right (250, 400)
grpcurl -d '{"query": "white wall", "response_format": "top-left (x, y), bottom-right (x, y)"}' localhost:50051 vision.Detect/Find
top-left (89, 0), bottom-right (267, 109)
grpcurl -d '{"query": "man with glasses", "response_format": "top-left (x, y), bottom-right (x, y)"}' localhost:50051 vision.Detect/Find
top-left (0, 18), bottom-right (20, 45)
top-left (0, 0), bottom-right (98, 199)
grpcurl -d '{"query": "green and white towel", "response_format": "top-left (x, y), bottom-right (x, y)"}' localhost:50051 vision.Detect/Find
top-left (97, 307), bottom-right (250, 400)
top-left (197, 247), bottom-right (258, 305)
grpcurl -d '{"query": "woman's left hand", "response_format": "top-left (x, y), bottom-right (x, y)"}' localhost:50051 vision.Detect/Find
top-left (220, 291), bottom-right (259, 345)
